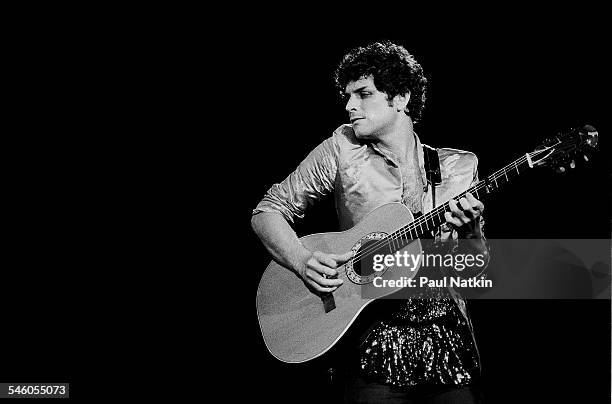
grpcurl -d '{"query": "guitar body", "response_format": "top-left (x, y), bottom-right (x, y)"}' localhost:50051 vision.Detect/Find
top-left (256, 203), bottom-right (422, 363)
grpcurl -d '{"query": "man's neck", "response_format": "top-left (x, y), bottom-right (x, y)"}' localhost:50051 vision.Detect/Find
top-left (375, 117), bottom-right (416, 164)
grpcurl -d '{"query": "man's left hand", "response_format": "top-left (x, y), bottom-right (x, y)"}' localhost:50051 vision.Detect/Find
top-left (444, 192), bottom-right (484, 239)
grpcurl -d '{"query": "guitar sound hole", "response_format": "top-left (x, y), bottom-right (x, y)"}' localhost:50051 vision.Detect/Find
top-left (353, 239), bottom-right (392, 277)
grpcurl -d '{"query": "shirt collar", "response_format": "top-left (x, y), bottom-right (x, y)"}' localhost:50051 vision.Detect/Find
top-left (369, 131), bottom-right (428, 188)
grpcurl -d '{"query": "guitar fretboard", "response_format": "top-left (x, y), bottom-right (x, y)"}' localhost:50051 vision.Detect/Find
top-left (386, 153), bottom-right (533, 251)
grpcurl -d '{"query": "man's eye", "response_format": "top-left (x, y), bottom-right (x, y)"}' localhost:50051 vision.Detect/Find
top-left (359, 92), bottom-right (371, 98)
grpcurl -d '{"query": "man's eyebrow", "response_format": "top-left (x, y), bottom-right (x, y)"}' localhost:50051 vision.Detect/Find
top-left (345, 85), bottom-right (371, 94)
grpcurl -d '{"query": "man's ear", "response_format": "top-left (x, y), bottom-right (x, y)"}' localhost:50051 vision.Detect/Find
top-left (394, 91), bottom-right (411, 112)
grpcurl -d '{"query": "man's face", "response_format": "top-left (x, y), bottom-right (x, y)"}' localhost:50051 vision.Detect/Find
top-left (344, 76), bottom-right (401, 139)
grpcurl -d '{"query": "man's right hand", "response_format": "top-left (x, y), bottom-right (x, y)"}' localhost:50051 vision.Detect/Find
top-left (297, 250), bottom-right (353, 293)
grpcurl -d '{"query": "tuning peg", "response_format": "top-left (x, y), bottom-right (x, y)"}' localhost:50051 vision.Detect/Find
top-left (583, 155), bottom-right (589, 162)
top-left (557, 167), bottom-right (566, 173)
top-left (570, 160), bottom-right (576, 169)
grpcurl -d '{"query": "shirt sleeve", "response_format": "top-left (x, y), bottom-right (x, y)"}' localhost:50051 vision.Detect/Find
top-left (252, 136), bottom-right (338, 224)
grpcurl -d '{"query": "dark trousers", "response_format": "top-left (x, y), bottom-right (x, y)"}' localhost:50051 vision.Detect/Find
top-left (343, 375), bottom-right (482, 404)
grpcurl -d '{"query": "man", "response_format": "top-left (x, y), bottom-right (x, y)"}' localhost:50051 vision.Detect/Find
top-left (252, 41), bottom-right (489, 403)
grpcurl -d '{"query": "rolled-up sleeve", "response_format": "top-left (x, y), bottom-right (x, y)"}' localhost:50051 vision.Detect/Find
top-left (252, 136), bottom-right (338, 224)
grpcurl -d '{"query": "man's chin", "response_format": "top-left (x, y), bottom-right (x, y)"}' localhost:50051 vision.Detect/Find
top-left (352, 127), bottom-right (373, 139)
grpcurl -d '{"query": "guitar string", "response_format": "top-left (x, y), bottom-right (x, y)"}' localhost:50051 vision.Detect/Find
top-left (337, 137), bottom-right (581, 274)
top-left (341, 154), bottom-right (531, 268)
top-left (351, 139), bottom-right (577, 262)
top-left (346, 154), bottom-right (528, 264)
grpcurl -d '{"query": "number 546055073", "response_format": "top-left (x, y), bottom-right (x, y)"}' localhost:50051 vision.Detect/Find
top-left (7, 385), bottom-right (66, 395)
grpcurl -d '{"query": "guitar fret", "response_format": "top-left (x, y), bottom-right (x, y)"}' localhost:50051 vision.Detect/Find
top-left (399, 156), bottom-right (526, 250)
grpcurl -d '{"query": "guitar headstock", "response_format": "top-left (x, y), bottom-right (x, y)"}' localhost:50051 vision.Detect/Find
top-left (528, 125), bottom-right (599, 173)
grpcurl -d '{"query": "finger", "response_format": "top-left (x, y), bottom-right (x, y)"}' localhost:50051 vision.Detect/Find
top-left (307, 280), bottom-right (338, 293)
top-left (458, 197), bottom-right (472, 211)
top-left (466, 192), bottom-right (484, 212)
top-left (449, 199), bottom-right (468, 223)
top-left (313, 251), bottom-right (338, 269)
top-left (448, 198), bottom-right (460, 214)
top-left (308, 260), bottom-right (338, 277)
top-left (306, 270), bottom-right (343, 286)
top-left (444, 211), bottom-right (463, 228)
top-left (329, 251), bottom-right (354, 265)
top-left (458, 197), bottom-right (476, 219)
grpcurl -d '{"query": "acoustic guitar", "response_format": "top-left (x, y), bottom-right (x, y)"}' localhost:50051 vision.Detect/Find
top-left (256, 125), bottom-right (599, 363)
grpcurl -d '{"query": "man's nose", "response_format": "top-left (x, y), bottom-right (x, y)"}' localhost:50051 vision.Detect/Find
top-left (345, 95), bottom-right (358, 112)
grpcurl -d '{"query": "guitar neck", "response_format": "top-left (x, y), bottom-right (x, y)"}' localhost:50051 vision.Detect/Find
top-left (394, 153), bottom-right (532, 242)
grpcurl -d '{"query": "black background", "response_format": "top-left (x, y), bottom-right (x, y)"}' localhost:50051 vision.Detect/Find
top-left (2, 8), bottom-right (610, 402)
top-left (240, 21), bottom-right (611, 404)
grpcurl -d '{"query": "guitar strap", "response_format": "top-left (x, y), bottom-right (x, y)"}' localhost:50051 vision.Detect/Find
top-left (423, 145), bottom-right (442, 209)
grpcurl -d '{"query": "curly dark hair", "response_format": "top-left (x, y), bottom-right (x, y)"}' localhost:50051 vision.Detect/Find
top-left (334, 41), bottom-right (428, 123)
